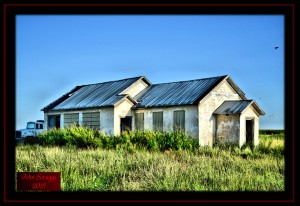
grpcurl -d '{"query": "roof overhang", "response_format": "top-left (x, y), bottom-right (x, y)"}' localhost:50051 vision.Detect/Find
top-left (213, 100), bottom-right (265, 116)
top-left (139, 76), bottom-right (152, 86)
top-left (114, 94), bottom-right (138, 107)
top-left (224, 76), bottom-right (247, 100)
top-left (41, 86), bottom-right (83, 112)
top-left (249, 100), bottom-right (265, 115)
top-left (119, 76), bottom-right (152, 96)
top-left (43, 106), bottom-right (114, 113)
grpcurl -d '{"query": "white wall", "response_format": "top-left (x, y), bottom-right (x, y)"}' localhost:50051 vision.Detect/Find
top-left (44, 108), bottom-right (115, 136)
top-left (198, 79), bottom-right (242, 146)
top-left (134, 105), bottom-right (199, 138)
top-left (114, 98), bottom-right (135, 135)
top-left (240, 105), bottom-right (260, 146)
top-left (98, 108), bottom-right (114, 136)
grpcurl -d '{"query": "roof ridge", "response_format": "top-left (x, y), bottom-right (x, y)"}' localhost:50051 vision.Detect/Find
top-left (151, 75), bottom-right (228, 85)
top-left (79, 76), bottom-right (144, 86)
top-left (78, 75), bottom-right (228, 86)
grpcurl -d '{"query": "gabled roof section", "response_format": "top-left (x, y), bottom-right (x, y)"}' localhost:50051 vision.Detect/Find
top-left (213, 100), bottom-right (265, 115)
top-left (225, 76), bottom-right (247, 100)
top-left (41, 76), bottom-right (144, 111)
top-left (119, 76), bottom-right (151, 95)
top-left (114, 94), bottom-right (138, 107)
top-left (133, 75), bottom-right (227, 108)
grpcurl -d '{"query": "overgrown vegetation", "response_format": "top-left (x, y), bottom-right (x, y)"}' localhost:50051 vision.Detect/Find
top-left (255, 132), bottom-right (284, 157)
top-left (24, 125), bottom-right (199, 152)
top-left (16, 127), bottom-right (285, 191)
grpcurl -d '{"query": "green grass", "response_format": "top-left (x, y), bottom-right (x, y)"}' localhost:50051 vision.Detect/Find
top-left (16, 130), bottom-right (285, 191)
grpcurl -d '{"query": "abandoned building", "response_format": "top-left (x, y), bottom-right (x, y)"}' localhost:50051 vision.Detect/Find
top-left (41, 75), bottom-right (265, 147)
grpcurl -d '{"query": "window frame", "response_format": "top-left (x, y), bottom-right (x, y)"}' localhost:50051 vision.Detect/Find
top-left (135, 113), bottom-right (144, 131)
top-left (64, 113), bottom-right (79, 127)
top-left (173, 110), bottom-right (185, 133)
top-left (153, 111), bottom-right (163, 132)
top-left (82, 112), bottom-right (100, 130)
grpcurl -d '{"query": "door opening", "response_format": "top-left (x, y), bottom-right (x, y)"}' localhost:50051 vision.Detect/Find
top-left (246, 119), bottom-right (254, 144)
top-left (121, 117), bottom-right (132, 133)
top-left (48, 115), bottom-right (60, 129)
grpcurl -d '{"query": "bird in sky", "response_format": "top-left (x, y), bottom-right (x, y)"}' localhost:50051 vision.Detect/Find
top-left (274, 46), bottom-right (279, 50)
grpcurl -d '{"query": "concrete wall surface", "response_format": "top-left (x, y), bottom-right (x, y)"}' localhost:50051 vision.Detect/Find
top-left (198, 79), bottom-right (241, 146)
top-left (215, 115), bottom-right (240, 145)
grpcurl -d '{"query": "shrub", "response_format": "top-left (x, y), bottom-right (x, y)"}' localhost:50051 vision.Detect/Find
top-left (35, 127), bottom-right (198, 152)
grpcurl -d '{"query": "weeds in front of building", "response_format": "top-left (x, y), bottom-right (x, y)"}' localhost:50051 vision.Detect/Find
top-left (16, 127), bottom-right (284, 191)
top-left (22, 125), bottom-right (200, 152)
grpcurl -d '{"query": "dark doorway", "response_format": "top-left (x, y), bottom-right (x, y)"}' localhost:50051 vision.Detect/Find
top-left (48, 115), bottom-right (60, 129)
top-left (246, 119), bottom-right (254, 144)
top-left (121, 117), bottom-right (132, 133)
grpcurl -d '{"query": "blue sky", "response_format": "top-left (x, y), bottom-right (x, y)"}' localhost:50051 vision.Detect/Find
top-left (16, 15), bottom-right (284, 130)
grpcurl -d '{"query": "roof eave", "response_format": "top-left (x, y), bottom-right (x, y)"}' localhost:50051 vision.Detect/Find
top-left (238, 100), bottom-right (265, 116)
top-left (250, 100), bottom-right (265, 115)
top-left (140, 76), bottom-right (152, 86)
top-left (41, 85), bottom-right (83, 112)
top-left (225, 76), bottom-right (247, 100)
top-left (214, 112), bottom-right (241, 116)
top-left (44, 105), bottom-right (115, 112)
top-left (114, 95), bottom-right (138, 107)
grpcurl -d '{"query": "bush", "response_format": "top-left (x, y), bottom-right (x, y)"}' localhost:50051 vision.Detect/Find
top-left (35, 127), bottom-right (198, 152)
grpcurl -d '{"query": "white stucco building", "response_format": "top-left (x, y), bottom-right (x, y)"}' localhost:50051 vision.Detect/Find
top-left (41, 75), bottom-right (265, 147)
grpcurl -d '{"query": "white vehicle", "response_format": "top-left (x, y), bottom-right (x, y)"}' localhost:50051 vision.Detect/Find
top-left (15, 120), bottom-right (45, 143)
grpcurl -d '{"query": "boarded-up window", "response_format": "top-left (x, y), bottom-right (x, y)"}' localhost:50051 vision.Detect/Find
top-left (83, 112), bottom-right (100, 129)
top-left (135, 113), bottom-right (144, 131)
top-left (64, 113), bottom-right (79, 127)
top-left (173, 110), bottom-right (185, 133)
top-left (153, 112), bottom-right (163, 132)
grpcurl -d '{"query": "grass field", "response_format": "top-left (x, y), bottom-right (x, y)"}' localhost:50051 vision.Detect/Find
top-left (15, 130), bottom-right (285, 192)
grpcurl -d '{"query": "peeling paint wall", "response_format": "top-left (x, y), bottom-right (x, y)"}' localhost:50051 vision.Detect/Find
top-left (134, 105), bottom-right (199, 138)
top-left (114, 98), bottom-right (134, 135)
top-left (216, 115), bottom-right (240, 144)
top-left (240, 105), bottom-right (260, 146)
top-left (198, 80), bottom-right (242, 146)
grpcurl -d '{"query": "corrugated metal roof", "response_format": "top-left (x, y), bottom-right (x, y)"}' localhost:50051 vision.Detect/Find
top-left (133, 75), bottom-right (227, 108)
top-left (41, 86), bottom-right (83, 111)
top-left (213, 100), bottom-right (253, 115)
top-left (42, 76), bottom-right (143, 111)
top-left (43, 75), bottom-right (257, 113)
